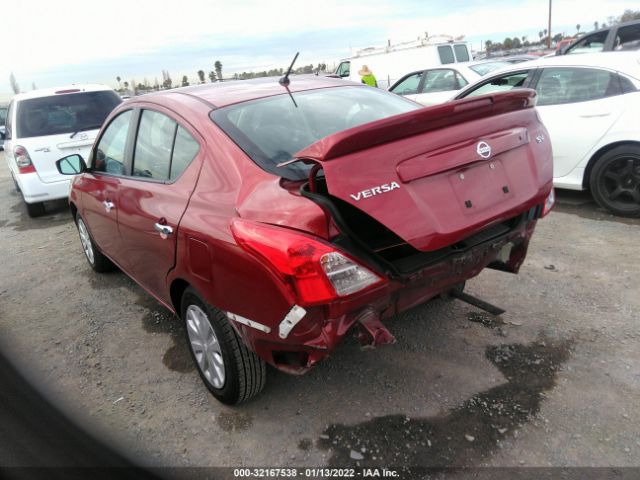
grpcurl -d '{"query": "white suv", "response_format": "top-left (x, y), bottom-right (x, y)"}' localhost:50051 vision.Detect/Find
top-left (4, 85), bottom-right (121, 217)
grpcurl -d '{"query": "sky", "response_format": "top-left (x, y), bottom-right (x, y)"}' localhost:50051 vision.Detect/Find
top-left (1, 0), bottom-right (636, 100)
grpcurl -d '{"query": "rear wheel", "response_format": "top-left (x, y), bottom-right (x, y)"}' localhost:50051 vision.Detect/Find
top-left (590, 145), bottom-right (640, 217)
top-left (181, 287), bottom-right (266, 405)
top-left (76, 215), bottom-right (115, 272)
top-left (25, 201), bottom-right (45, 218)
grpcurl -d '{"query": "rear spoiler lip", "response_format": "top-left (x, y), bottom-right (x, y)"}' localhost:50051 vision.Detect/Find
top-left (293, 89), bottom-right (538, 163)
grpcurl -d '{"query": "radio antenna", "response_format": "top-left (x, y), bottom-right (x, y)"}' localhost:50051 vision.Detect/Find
top-left (279, 52), bottom-right (299, 86)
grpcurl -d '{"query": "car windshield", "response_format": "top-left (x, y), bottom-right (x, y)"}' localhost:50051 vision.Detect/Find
top-left (469, 61), bottom-right (512, 76)
top-left (210, 86), bottom-right (420, 180)
top-left (16, 90), bottom-right (122, 138)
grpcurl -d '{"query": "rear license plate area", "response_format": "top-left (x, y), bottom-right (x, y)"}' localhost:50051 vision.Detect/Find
top-left (449, 160), bottom-right (511, 213)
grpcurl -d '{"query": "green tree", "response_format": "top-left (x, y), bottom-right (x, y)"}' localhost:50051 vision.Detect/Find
top-left (162, 70), bottom-right (172, 89)
top-left (116, 76), bottom-right (121, 89)
top-left (503, 37), bottom-right (513, 49)
top-left (485, 40), bottom-right (493, 53)
top-left (538, 30), bottom-right (543, 42)
top-left (181, 75), bottom-right (189, 87)
top-left (197, 70), bottom-right (205, 84)
top-left (594, 21), bottom-right (599, 30)
top-left (552, 33), bottom-right (563, 44)
top-left (9, 72), bottom-right (20, 94)
top-left (620, 9), bottom-right (640, 22)
top-left (123, 81), bottom-right (129, 90)
top-left (214, 61), bottom-right (223, 81)
top-left (208, 71), bottom-right (216, 82)
top-left (576, 24), bottom-right (580, 33)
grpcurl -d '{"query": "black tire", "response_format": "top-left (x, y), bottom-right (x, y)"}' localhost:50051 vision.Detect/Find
top-left (11, 172), bottom-right (20, 193)
top-left (75, 214), bottom-right (115, 273)
top-left (181, 287), bottom-right (266, 405)
top-left (25, 201), bottom-right (45, 218)
top-left (590, 145), bottom-right (640, 217)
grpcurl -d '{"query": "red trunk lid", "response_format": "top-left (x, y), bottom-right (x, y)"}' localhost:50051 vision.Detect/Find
top-left (295, 90), bottom-right (553, 252)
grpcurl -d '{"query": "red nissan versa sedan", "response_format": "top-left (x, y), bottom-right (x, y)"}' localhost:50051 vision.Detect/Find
top-left (55, 76), bottom-right (554, 404)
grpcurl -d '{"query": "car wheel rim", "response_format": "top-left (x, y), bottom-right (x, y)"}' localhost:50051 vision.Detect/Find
top-left (601, 155), bottom-right (640, 210)
top-left (186, 305), bottom-right (225, 389)
top-left (77, 219), bottom-right (95, 265)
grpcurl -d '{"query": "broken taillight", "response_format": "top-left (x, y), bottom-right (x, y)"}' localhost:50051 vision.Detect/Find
top-left (231, 219), bottom-right (385, 306)
top-left (14, 145), bottom-right (36, 174)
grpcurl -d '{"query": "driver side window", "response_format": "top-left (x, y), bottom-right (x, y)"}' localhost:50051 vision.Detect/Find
top-left (93, 110), bottom-right (132, 175)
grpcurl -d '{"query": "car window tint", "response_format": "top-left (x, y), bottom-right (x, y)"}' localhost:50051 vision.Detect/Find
top-left (336, 62), bottom-right (350, 77)
top-left (565, 31), bottom-right (607, 54)
top-left (463, 71), bottom-right (529, 98)
top-left (615, 23), bottom-right (640, 50)
top-left (536, 68), bottom-right (621, 106)
top-left (391, 72), bottom-right (423, 95)
top-left (456, 71), bottom-right (469, 87)
top-left (15, 91), bottom-right (121, 138)
top-left (170, 126), bottom-right (200, 180)
top-left (133, 110), bottom-right (177, 180)
top-left (422, 70), bottom-right (459, 93)
top-left (453, 44), bottom-right (470, 62)
top-left (93, 110), bottom-right (132, 175)
top-left (438, 45), bottom-right (455, 64)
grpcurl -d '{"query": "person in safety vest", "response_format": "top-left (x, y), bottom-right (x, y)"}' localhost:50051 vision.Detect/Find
top-left (358, 65), bottom-right (378, 87)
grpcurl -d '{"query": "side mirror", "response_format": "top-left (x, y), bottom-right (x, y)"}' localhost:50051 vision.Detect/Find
top-left (56, 154), bottom-right (86, 175)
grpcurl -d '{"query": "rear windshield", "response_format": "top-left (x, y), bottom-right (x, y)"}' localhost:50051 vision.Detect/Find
top-left (16, 90), bottom-right (122, 138)
top-left (210, 86), bottom-right (420, 180)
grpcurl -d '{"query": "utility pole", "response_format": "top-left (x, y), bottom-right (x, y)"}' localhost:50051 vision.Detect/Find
top-left (548, 0), bottom-right (552, 49)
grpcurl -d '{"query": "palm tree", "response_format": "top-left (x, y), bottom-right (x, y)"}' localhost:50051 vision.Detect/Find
top-left (181, 75), bottom-right (189, 87)
top-left (197, 70), bottom-right (205, 84)
top-left (575, 24), bottom-right (580, 34)
top-left (538, 30), bottom-right (543, 42)
top-left (594, 21), bottom-right (599, 30)
top-left (116, 76), bottom-right (121, 89)
top-left (208, 71), bottom-right (216, 83)
top-left (214, 61), bottom-right (223, 82)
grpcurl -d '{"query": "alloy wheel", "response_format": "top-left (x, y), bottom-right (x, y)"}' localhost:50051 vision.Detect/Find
top-left (77, 218), bottom-right (95, 265)
top-left (186, 304), bottom-right (226, 389)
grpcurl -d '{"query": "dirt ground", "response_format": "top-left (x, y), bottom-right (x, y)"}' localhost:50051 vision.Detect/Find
top-left (0, 151), bottom-right (639, 470)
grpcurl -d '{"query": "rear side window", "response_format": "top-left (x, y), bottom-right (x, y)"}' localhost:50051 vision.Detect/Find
top-left (618, 74), bottom-right (637, 93)
top-left (453, 44), bottom-right (470, 62)
top-left (438, 45), bottom-right (455, 64)
top-left (15, 90), bottom-right (121, 138)
top-left (170, 127), bottom-right (200, 180)
top-left (133, 110), bottom-right (177, 179)
top-left (0, 107), bottom-right (7, 126)
top-left (421, 69), bottom-right (462, 93)
top-left (536, 68), bottom-right (622, 106)
top-left (94, 110), bottom-right (132, 175)
top-left (390, 72), bottom-right (423, 95)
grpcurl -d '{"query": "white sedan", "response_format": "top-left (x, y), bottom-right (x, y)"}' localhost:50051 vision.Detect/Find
top-left (388, 61), bottom-right (512, 106)
top-left (453, 52), bottom-right (640, 217)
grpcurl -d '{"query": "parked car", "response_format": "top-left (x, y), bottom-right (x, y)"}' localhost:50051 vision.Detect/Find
top-left (559, 19), bottom-right (640, 55)
top-left (333, 35), bottom-right (472, 89)
top-left (453, 52), bottom-right (640, 216)
top-left (55, 76), bottom-right (553, 404)
top-left (389, 61), bottom-right (510, 106)
top-left (3, 85), bottom-right (121, 217)
top-left (0, 104), bottom-right (8, 151)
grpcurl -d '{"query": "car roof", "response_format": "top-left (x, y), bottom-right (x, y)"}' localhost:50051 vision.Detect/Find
top-left (13, 84), bottom-right (116, 102)
top-left (488, 51), bottom-right (640, 80)
top-left (145, 75), bottom-right (359, 109)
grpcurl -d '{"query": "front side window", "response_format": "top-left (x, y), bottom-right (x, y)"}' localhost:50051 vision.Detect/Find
top-left (564, 31), bottom-right (607, 54)
top-left (132, 110), bottom-right (177, 179)
top-left (421, 69), bottom-right (460, 93)
top-left (453, 44), bottom-right (470, 62)
top-left (438, 45), bottom-right (455, 64)
top-left (211, 86), bottom-right (420, 180)
top-left (461, 71), bottom-right (530, 98)
top-left (390, 72), bottom-right (423, 95)
top-left (536, 68), bottom-right (622, 106)
top-left (336, 62), bottom-right (351, 77)
top-left (15, 90), bottom-right (121, 138)
top-left (93, 110), bottom-right (132, 175)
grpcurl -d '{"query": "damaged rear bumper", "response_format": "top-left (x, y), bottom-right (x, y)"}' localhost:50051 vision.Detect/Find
top-left (245, 215), bottom-right (537, 374)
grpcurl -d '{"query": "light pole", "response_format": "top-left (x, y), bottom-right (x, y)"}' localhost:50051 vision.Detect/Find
top-left (548, 0), bottom-right (553, 49)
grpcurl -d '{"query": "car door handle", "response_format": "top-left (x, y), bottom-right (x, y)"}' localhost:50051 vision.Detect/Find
top-left (154, 223), bottom-right (173, 236)
top-left (102, 200), bottom-right (115, 212)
